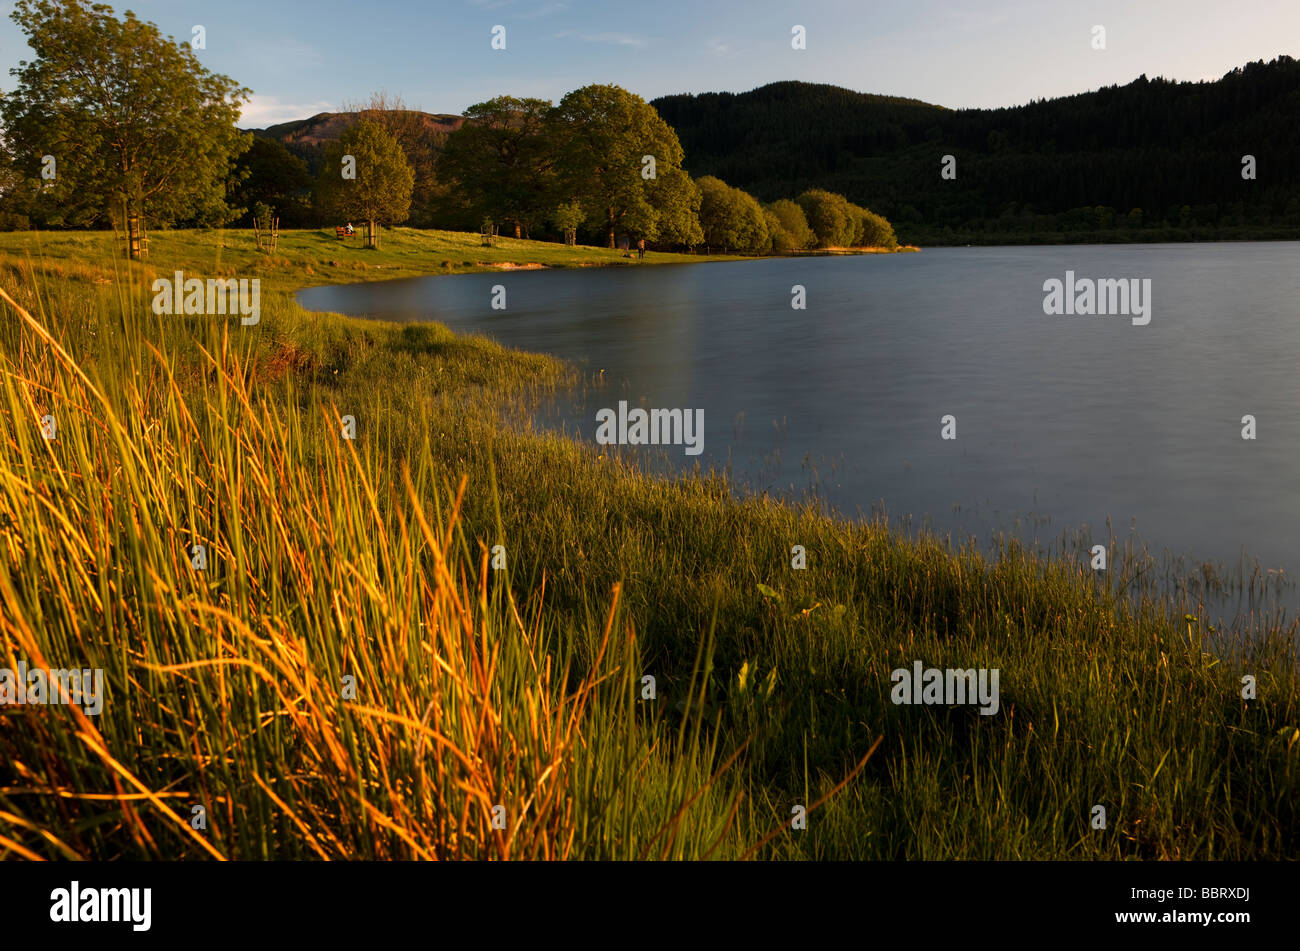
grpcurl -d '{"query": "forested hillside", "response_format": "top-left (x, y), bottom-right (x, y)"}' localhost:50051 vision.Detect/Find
top-left (652, 59), bottom-right (1300, 244)
top-left (261, 110), bottom-right (463, 170)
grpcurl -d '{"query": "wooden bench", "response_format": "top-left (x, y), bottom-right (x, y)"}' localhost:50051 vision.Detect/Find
top-left (335, 226), bottom-right (355, 239)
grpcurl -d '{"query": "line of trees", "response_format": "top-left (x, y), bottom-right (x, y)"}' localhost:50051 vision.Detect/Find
top-left (432, 89), bottom-right (895, 251)
top-left (0, 0), bottom-right (899, 253)
top-left (434, 86), bottom-right (705, 249)
top-left (693, 178), bottom-right (897, 252)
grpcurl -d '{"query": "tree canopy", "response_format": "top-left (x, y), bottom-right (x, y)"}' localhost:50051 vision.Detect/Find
top-left (0, 0), bottom-right (250, 227)
top-left (342, 92), bottom-right (449, 228)
top-left (697, 176), bottom-right (768, 253)
top-left (231, 138), bottom-right (311, 227)
top-left (643, 166), bottom-right (703, 247)
top-left (437, 96), bottom-right (555, 238)
top-left (550, 84), bottom-right (694, 248)
top-left (797, 189), bottom-right (856, 248)
top-left (765, 199), bottom-right (815, 251)
top-left (794, 189), bottom-right (897, 248)
top-left (316, 119), bottom-right (414, 236)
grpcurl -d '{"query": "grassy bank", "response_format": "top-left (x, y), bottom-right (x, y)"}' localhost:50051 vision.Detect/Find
top-left (0, 231), bottom-right (1297, 860)
top-left (0, 226), bottom-right (746, 293)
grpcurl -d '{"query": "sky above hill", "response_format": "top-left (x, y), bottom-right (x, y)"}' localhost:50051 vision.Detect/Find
top-left (1, 0), bottom-right (1296, 126)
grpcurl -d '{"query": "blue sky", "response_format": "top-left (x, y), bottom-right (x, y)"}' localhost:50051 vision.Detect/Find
top-left (1, 0), bottom-right (1296, 126)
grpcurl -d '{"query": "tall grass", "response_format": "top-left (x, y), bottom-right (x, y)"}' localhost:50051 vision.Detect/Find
top-left (0, 282), bottom-right (758, 860)
top-left (1, 235), bottom-right (1298, 860)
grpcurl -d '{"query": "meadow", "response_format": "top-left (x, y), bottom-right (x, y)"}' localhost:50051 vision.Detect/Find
top-left (0, 227), bottom-right (1296, 860)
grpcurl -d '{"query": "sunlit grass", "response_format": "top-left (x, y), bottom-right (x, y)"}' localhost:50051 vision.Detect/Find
top-left (0, 226), bottom-right (745, 295)
top-left (0, 237), bottom-right (1297, 860)
top-left (0, 281), bottom-right (759, 860)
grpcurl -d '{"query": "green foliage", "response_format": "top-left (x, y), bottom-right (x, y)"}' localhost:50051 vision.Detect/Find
top-left (346, 93), bottom-right (449, 228)
top-left (643, 166), bottom-right (704, 247)
top-left (437, 87), bottom-right (709, 249)
top-left (654, 62), bottom-right (1300, 244)
top-left (732, 189), bottom-right (769, 252)
top-left (0, 0), bottom-right (250, 228)
top-left (790, 190), bottom-right (896, 249)
top-left (695, 177), bottom-right (735, 250)
top-left (851, 205), bottom-right (899, 249)
top-left (797, 189), bottom-right (856, 247)
top-left (762, 208), bottom-right (790, 251)
top-left (550, 201), bottom-right (584, 233)
top-left (551, 84), bottom-right (694, 247)
top-left (233, 138), bottom-right (311, 227)
top-left (697, 176), bottom-right (768, 253)
top-left (438, 96), bottom-right (556, 238)
top-left (315, 119), bottom-right (415, 230)
top-left (765, 199), bottom-right (815, 250)
top-left (0, 162), bottom-right (32, 231)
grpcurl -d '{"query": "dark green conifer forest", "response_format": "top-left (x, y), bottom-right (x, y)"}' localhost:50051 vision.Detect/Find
top-left (652, 57), bottom-right (1300, 244)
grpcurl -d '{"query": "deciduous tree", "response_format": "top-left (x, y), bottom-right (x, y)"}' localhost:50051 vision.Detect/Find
top-left (797, 189), bottom-right (855, 247)
top-left (343, 91), bottom-right (447, 227)
top-left (0, 0), bottom-right (250, 230)
top-left (697, 176), bottom-right (768, 253)
top-left (232, 138), bottom-right (311, 227)
top-left (766, 199), bottom-right (815, 249)
top-left (551, 84), bottom-right (693, 248)
top-left (438, 96), bottom-right (555, 238)
top-left (316, 119), bottom-right (414, 246)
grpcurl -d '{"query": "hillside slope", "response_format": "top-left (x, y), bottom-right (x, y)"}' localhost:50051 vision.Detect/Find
top-left (248, 110), bottom-right (464, 169)
top-left (652, 61), bottom-right (1300, 244)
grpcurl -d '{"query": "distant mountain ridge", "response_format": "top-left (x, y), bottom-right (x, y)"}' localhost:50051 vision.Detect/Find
top-left (246, 110), bottom-right (464, 181)
top-left (250, 111), bottom-right (464, 147)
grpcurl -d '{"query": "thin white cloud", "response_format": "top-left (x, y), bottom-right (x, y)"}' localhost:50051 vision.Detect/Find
top-left (707, 37), bottom-right (738, 57)
top-left (240, 95), bottom-right (336, 128)
top-left (554, 30), bottom-right (648, 48)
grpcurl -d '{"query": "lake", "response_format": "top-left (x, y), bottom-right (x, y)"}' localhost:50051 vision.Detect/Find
top-left (298, 243), bottom-right (1300, 627)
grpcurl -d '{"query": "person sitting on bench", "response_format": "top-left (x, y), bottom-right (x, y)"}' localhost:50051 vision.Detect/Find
top-left (344, 222), bottom-right (355, 235)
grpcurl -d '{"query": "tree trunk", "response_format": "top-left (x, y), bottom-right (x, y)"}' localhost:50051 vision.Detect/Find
top-left (607, 208), bottom-right (616, 248)
top-left (367, 219), bottom-right (378, 248)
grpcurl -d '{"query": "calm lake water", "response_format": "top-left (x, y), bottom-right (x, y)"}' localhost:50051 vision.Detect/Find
top-left (298, 243), bottom-right (1300, 627)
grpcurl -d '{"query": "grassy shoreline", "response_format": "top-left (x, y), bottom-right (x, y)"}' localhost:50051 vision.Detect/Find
top-left (0, 226), bottom-right (746, 291)
top-left (1, 228), bottom-right (1296, 860)
top-left (0, 227), bottom-right (924, 295)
